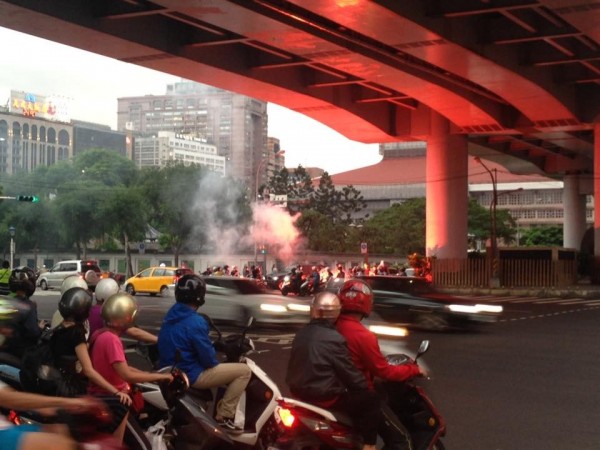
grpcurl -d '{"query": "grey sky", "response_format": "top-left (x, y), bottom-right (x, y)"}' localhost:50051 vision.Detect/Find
top-left (0, 27), bottom-right (381, 175)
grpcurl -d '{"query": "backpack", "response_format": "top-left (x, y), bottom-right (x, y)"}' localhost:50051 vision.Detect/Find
top-left (20, 325), bottom-right (64, 395)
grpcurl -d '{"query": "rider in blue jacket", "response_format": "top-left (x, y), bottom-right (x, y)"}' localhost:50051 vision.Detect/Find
top-left (158, 275), bottom-right (251, 432)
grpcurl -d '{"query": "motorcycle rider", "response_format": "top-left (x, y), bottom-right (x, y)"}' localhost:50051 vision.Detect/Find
top-left (0, 379), bottom-right (107, 450)
top-left (3, 267), bottom-right (44, 358)
top-left (286, 292), bottom-right (381, 450)
top-left (89, 278), bottom-right (157, 343)
top-left (158, 274), bottom-right (251, 432)
top-left (88, 292), bottom-right (172, 443)
top-left (0, 291), bottom-right (110, 450)
top-left (336, 279), bottom-right (427, 450)
top-left (48, 287), bottom-right (132, 406)
top-left (309, 266), bottom-right (320, 294)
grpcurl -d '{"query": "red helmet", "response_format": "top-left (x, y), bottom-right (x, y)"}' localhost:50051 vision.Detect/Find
top-left (338, 279), bottom-right (373, 317)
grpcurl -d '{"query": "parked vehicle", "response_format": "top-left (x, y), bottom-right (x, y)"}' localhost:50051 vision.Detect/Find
top-left (124, 266), bottom-right (193, 296)
top-left (328, 276), bottom-right (503, 331)
top-left (37, 260), bottom-right (101, 291)
top-left (202, 276), bottom-right (310, 327)
top-left (272, 340), bottom-right (446, 449)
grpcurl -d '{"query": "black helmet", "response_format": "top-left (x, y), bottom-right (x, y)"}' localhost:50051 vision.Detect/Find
top-left (175, 275), bottom-right (206, 307)
top-left (9, 266), bottom-right (37, 297)
top-left (59, 287), bottom-right (92, 322)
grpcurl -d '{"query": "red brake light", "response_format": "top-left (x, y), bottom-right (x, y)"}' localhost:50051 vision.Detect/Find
top-left (276, 407), bottom-right (296, 428)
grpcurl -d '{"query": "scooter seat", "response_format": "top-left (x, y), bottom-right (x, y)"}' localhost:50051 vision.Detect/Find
top-left (188, 388), bottom-right (214, 402)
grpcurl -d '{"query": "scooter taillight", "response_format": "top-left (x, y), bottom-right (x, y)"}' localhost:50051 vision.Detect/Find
top-left (275, 406), bottom-right (296, 428)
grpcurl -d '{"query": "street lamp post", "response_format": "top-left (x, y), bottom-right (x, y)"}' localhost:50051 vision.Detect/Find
top-left (8, 226), bottom-right (15, 270)
top-left (474, 157), bottom-right (500, 287)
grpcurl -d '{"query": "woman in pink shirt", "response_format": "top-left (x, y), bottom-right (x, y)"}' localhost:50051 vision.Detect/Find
top-left (89, 292), bottom-right (171, 443)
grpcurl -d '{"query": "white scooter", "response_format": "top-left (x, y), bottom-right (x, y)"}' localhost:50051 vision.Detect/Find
top-left (136, 316), bottom-right (283, 449)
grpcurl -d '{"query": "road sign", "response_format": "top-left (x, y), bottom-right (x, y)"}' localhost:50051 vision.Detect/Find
top-left (360, 242), bottom-right (368, 254)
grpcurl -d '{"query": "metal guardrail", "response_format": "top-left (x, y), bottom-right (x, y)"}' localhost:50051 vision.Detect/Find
top-left (431, 258), bottom-right (578, 288)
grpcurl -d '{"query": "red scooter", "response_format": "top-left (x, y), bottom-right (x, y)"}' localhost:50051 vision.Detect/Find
top-left (271, 340), bottom-right (446, 450)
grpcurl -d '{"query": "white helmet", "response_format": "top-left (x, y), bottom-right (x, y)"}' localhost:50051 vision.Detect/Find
top-left (84, 269), bottom-right (100, 288)
top-left (60, 275), bottom-right (88, 296)
top-left (95, 278), bottom-right (120, 304)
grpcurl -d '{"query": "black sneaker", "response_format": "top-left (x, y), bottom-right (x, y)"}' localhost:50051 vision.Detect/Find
top-left (217, 418), bottom-right (243, 434)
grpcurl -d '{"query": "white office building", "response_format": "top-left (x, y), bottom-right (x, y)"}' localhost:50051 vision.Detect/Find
top-left (133, 131), bottom-right (226, 175)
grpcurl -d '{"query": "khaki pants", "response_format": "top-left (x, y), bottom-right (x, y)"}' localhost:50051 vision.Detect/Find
top-left (193, 363), bottom-right (251, 419)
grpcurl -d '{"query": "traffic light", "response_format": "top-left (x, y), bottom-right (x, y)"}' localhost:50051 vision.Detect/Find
top-left (16, 195), bottom-right (39, 203)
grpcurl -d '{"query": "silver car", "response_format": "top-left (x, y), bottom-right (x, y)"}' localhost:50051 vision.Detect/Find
top-left (201, 276), bottom-right (311, 327)
top-left (37, 260), bottom-right (101, 291)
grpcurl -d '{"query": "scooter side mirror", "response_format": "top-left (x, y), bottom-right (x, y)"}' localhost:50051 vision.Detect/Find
top-left (414, 340), bottom-right (430, 363)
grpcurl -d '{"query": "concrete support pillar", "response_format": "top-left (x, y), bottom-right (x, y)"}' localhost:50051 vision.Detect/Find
top-left (563, 174), bottom-right (587, 250)
top-left (425, 113), bottom-right (468, 259)
top-left (593, 123), bottom-right (600, 283)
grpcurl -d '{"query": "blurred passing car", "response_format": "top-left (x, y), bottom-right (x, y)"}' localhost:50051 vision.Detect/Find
top-left (329, 276), bottom-right (502, 331)
top-left (201, 276), bottom-right (311, 327)
top-left (124, 266), bottom-right (193, 296)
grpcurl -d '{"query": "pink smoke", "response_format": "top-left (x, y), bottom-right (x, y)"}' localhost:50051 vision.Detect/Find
top-left (250, 203), bottom-right (303, 263)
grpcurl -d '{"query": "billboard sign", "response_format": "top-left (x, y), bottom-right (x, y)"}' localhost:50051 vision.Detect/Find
top-left (9, 90), bottom-right (71, 123)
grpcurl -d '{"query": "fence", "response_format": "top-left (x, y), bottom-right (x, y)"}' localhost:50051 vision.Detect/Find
top-left (431, 258), bottom-right (578, 288)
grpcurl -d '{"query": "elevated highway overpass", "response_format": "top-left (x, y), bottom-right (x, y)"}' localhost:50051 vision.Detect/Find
top-left (0, 0), bottom-right (598, 267)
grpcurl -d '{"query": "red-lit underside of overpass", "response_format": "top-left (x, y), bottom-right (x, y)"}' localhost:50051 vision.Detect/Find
top-left (0, 0), bottom-right (597, 177)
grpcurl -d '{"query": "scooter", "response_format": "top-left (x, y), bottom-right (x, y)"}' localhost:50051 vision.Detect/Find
top-left (270, 340), bottom-right (446, 450)
top-left (0, 347), bottom-right (233, 450)
top-left (1, 384), bottom-right (125, 449)
top-left (136, 315), bottom-right (284, 449)
top-left (280, 274), bottom-right (310, 296)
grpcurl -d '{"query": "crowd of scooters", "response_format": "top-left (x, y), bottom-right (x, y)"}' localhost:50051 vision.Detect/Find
top-left (0, 264), bottom-right (444, 449)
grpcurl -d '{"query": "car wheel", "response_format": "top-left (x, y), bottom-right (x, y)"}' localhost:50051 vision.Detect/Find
top-left (281, 287), bottom-right (289, 296)
top-left (40, 280), bottom-right (48, 291)
top-left (416, 313), bottom-right (449, 331)
top-left (125, 284), bottom-right (136, 295)
top-left (159, 286), bottom-right (169, 297)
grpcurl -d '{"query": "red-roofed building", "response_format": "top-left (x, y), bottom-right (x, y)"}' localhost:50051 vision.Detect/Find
top-left (322, 143), bottom-right (592, 248)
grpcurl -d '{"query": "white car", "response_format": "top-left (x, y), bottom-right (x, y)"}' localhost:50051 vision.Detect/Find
top-left (201, 276), bottom-right (311, 327)
top-left (37, 260), bottom-right (101, 291)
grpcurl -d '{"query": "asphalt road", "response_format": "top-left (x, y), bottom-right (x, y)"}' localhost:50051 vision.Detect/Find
top-left (33, 290), bottom-right (600, 449)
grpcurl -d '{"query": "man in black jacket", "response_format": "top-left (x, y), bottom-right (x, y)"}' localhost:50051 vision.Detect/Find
top-left (286, 292), bottom-right (380, 450)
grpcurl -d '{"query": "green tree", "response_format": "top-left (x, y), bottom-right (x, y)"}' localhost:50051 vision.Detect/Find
top-left (97, 185), bottom-right (148, 277)
top-left (138, 164), bottom-right (204, 265)
top-left (362, 199), bottom-right (426, 255)
top-left (54, 179), bottom-right (106, 258)
top-left (520, 226), bottom-right (563, 246)
top-left (468, 197), bottom-right (517, 244)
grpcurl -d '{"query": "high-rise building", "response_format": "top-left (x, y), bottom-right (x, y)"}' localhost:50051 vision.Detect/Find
top-left (134, 131), bottom-right (225, 174)
top-left (117, 80), bottom-right (268, 191)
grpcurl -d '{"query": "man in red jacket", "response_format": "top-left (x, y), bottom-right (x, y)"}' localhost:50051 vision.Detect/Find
top-left (336, 279), bottom-right (426, 450)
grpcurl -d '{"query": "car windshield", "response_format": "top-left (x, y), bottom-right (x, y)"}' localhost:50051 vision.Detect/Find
top-left (204, 278), bottom-right (264, 294)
